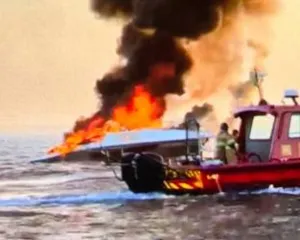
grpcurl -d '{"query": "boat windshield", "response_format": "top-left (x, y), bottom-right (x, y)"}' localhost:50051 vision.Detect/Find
top-left (249, 114), bottom-right (275, 140)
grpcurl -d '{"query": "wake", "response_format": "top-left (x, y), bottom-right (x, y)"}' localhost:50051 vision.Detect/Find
top-left (0, 186), bottom-right (299, 207)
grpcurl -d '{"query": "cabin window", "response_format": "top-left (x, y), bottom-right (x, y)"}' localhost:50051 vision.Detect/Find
top-left (288, 113), bottom-right (300, 138)
top-left (249, 114), bottom-right (275, 140)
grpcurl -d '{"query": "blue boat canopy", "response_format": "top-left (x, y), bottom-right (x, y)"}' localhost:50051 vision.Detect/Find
top-left (31, 128), bottom-right (214, 163)
top-left (84, 128), bottom-right (214, 150)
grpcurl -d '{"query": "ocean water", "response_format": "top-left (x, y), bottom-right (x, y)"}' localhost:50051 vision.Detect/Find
top-left (0, 133), bottom-right (300, 239)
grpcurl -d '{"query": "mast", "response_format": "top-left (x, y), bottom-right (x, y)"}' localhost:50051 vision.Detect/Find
top-left (250, 68), bottom-right (267, 104)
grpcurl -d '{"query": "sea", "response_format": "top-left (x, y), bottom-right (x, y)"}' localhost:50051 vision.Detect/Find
top-left (0, 133), bottom-right (300, 240)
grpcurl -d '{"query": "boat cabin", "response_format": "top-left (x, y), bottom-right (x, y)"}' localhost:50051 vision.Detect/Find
top-left (234, 89), bottom-right (300, 163)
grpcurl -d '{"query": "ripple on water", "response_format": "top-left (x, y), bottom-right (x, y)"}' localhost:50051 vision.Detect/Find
top-left (1, 134), bottom-right (300, 239)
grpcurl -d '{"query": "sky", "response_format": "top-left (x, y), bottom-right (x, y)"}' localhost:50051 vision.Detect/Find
top-left (264, 1), bottom-right (300, 99)
top-left (0, 1), bottom-right (122, 132)
top-left (0, 1), bottom-right (299, 133)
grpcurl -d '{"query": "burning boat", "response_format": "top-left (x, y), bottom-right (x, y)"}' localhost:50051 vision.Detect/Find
top-left (32, 128), bottom-right (213, 164)
top-left (31, 1), bottom-right (300, 196)
top-left (120, 88), bottom-right (300, 194)
top-left (33, 66), bottom-right (300, 196)
top-left (35, 81), bottom-right (213, 164)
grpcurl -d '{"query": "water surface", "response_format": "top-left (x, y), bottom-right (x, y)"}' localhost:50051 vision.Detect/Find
top-left (0, 133), bottom-right (299, 239)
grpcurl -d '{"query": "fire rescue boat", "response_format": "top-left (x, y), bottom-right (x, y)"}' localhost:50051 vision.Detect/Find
top-left (120, 87), bottom-right (300, 195)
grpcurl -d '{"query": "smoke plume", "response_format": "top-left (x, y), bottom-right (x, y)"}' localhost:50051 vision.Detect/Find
top-left (87, 0), bottom-right (280, 131)
top-left (174, 103), bottom-right (214, 129)
top-left (184, 103), bottom-right (214, 121)
top-left (91, 0), bottom-right (133, 19)
top-left (95, 25), bottom-right (192, 118)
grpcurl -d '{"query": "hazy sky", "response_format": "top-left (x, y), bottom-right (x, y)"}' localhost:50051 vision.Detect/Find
top-left (264, 1), bottom-right (300, 100)
top-left (0, 1), bottom-right (121, 132)
top-left (0, 1), bottom-right (299, 133)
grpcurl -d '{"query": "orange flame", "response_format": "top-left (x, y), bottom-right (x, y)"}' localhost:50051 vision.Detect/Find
top-left (48, 84), bottom-right (164, 157)
top-left (112, 85), bottom-right (164, 129)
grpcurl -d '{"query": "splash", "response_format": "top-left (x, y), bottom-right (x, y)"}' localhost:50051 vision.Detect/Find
top-left (0, 190), bottom-right (171, 207)
top-left (0, 187), bottom-right (300, 207)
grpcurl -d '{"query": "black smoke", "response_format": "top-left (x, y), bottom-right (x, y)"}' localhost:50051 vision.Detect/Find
top-left (95, 23), bottom-right (192, 118)
top-left (186, 103), bottom-right (214, 120)
top-left (173, 103), bottom-right (214, 129)
top-left (91, 0), bottom-right (133, 19)
top-left (88, 0), bottom-right (278, 126)
top-left (90, 0), bottom-right (242, 38)
top-left (90, 0), bottom-right (231, 120)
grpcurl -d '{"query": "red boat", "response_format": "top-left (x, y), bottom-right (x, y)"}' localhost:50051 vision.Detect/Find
top-left (120, 85), bottom-right (300, 195)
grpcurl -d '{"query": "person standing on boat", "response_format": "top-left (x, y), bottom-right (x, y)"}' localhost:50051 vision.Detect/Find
top-left (215, 123), bottom-right (237, 164)
top-left (232, 129), bottom-right (239, 149)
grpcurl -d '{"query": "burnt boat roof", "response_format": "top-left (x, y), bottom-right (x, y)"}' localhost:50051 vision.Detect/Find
top-left (83, 128), bottom-right (213, 151)
top-left (31, 128), bottom-right (213, 163)
top-left (42, 128), bottom-right (213, 157)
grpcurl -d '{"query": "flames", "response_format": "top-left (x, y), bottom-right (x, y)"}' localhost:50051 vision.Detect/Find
top-left (48, 84), bottom-right (164, 156)
top-left (47, 1), bottom-right (280, 157)
top-left (113, 85), bottom-right (164, 129)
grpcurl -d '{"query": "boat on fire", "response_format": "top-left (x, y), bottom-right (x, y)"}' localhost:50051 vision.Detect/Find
top-left (120, 89), bottom-right (300, 195)
top-left (31, 128), bottom-right (212, 164)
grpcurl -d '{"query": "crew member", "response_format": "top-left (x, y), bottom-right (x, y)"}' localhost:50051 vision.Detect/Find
top-left (232, 129), bottom-right (238, 138)
top-left (215, 123), bottom-right (237, 164)
top-left (232, 129), bottom-right (239, 149)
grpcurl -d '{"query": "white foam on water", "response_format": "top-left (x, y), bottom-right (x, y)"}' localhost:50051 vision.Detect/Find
top-left (0, 190), bottom-right (174, 207)
top-left (0, 185), bottom-right (299, 208)
top-left (239, 185), bottom-right (300, 196)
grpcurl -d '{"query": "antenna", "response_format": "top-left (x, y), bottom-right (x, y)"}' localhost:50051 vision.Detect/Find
top-left (250, 68), bottom-right (267, 104)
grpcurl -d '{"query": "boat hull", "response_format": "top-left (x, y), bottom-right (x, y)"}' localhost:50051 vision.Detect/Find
top-left (121, 153), bottom-right (300, 195)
